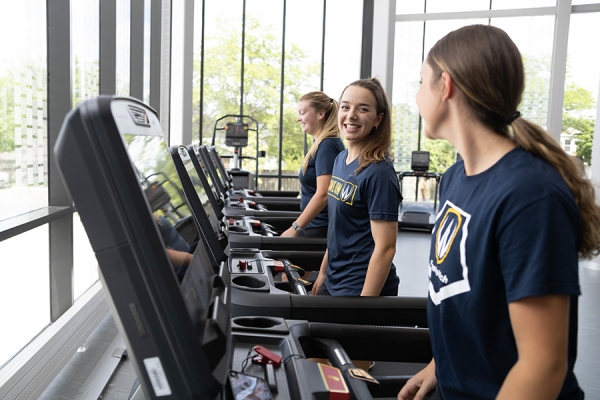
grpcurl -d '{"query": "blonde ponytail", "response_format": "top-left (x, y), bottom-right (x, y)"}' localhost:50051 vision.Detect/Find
top-left (300, 92), bottom-right (340, 174)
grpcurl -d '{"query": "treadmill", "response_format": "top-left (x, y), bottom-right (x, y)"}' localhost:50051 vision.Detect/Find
top-left (55, 95), bottom-right (432, 399)
top-left (197, 145), bottom-right (302, 215)
top-left (168, 149), bottom-right (427, 329)
top-left (204, 145), bottom-right (301, 205)
top-left (172, 144), bottom-right (327, 252)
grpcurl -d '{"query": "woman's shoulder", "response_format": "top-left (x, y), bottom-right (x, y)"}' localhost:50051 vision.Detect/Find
top-left (364, 157), bottom-right (398, 178)
top-left (319, 136), bottom-right (345, 151)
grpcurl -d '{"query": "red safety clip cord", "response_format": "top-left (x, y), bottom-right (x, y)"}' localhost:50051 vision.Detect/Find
top-left (251, 345), bottom-right (281, 367)
top-left (272, 260), bottom-right (285, 273)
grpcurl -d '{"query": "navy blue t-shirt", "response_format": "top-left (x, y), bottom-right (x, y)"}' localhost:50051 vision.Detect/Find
top-left (428, 148), bottom-right (583, 399)
top-left (156, 216), bottom-right (190, 253)
top-left (299, 137), bottom-right (345, 229)
top-left (325, 150), bottom-right (402, 296)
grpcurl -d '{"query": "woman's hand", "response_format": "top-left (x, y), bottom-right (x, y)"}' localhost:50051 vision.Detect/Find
top-left (312, 249), bottom-right (329, 295)
top-left (398, 359), bottom-right (437, 400)
top-left (280, 227), bottom-right (299, 237)
top-left (312, 271), bottom-right (326, 295)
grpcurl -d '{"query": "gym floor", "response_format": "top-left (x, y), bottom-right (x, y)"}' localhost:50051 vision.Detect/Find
top-left (40, 230), bottom-right (600, 399)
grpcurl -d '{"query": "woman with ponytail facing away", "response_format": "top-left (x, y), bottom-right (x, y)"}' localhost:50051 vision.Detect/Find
top-left (281, 91), bottom-right (344, 238)
top-left (399, 25), bottom-right (600, 400)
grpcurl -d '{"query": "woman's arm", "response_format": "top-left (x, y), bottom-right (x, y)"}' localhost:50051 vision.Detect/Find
top-left (166, 248), bottom-right (193, 266)
top-left (281, 174), bottom-right (332, 237)
top-left (361, 219), bottom-right (398, 296)
top-left (496, 294), bottom-right (570, 400)
top-left (398, 359), bottom-right (437, 400)
top-left (312, 248), bottom-right (329, 295)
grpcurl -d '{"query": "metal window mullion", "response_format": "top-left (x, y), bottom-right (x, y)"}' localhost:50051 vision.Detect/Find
top-left (396, 6), bottom-right (557, 21)
top-left (546, 0), bottom-right (572, 142)
top-left (591, 76), bottom-right (600, 194)
top-left (130, 0), bottom-right (145, 101)
top-left (47, 0), bottom-right (74, 322)
top-left (159, 0), bottom-right (172, 138)
top-left (361, 0), bottom-right (374, 79)
top-left (149, 0), bottom-right (163, 114)
top-left (99, 0), bottom-right (117, 95)
top-left (320, 0), bottom-right (326, 92)
top-left (0, 207), bottom-right (72, 243)
top-left (572, 3), bottom-right (600, 13)
top-left (199, 0), bottom-right (206, 143)
top-left (371, 0), bottom-right (396, 100)
top-left (278, 0), bottom-right (287, 191)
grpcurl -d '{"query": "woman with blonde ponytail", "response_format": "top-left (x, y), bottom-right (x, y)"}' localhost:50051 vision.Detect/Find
top-left (399, 25), bottom-right (598, 400)
top-left (281, 91), bottom-right (344, 238)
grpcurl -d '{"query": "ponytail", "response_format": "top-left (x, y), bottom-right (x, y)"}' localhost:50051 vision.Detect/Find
top-left (300, 93), bottom-right (340, 174)
top-left (511, 119), bottom-right (600, 258)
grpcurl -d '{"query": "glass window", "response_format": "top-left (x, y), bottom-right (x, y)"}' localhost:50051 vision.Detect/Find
top-left (392, 18), bottom-right (487, 174)
top-left (0, 0), bottom-right (48, 221)
top-left (282, 0), bottom-right (323, 177)
top-left (492, 16), bottom-right (555, 127)
top-left (426, 0), bottom-right (490, 13)
top-left (323, 0), bottom-right (362, 99)
top-left (246, 0), bottom-right (284, 179)
top-left (397, 1), bottom-right (425, 14)
top-left (192, 0), bottom-right (204, 145)
top-left (0, 225), bottom-right (50, 367)
top-left (563, 12), bottom-right (600, 166)
top-left (201, 0), bottom-right (243, 159)
top-left (73, 213), bottom-right (99, 300)
top-left (491, 0), bottom-right (556, 9)
top-left (392, 21), bottom-right (425, 172)
top-left (143, 0), bottom-right (151, 104)
top-left (116, 0), bottom-right (131, 97)
top-left (71, 0), bottom-right (99, 107)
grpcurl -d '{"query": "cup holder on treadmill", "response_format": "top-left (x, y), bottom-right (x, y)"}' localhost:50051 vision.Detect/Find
top-left (231, 316), bottom-right (289, 334)
top-left (228, 225), bottom-right (249, 234)
top-left (233, 317), bottom-right (282, 328)
top-left (231, 275), bottom-right (270, 292)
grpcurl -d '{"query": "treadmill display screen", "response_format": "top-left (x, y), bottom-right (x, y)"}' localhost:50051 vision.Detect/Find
top-left (125, 134), bottom-right (192, 226)
top-left (194, 146), bottom-right (222, 200)
top-left (208, 148), bottom-right (229, 190)
top-left (178, 146), bottom-right (221, 236)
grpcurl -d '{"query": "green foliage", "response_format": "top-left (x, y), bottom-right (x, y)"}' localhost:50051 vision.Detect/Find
top-left (195, 16), bottom-right (320, 173)
top-left (520, 54), bottom-right (551, 126)
top-left (0, 72), bottom-right (16, 153)
top-left (563, 83), bottom-right (595, 111)
top-left (562, 83), bottom-right (595, 165)
top-left (424, 138), bottom-right (456, 173)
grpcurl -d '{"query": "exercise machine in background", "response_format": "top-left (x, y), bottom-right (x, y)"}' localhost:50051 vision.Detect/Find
top-left (398, 151), bottom-right (440, 233)
top-left (212, 114), bottom-right (260, 190)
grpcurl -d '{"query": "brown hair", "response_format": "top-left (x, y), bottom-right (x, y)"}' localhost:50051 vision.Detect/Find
top-left (427, 24), bottom-right (600, 258)
top-left (340, 77), bottom-right (393, 174)
top-left (299, 91), bottom-right (340, 174)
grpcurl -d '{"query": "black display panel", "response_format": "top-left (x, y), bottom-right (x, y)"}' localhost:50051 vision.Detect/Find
top-left (207, 146), bottom-right (231, 191)
top-left (169, 145), bottom-right (227, 266)
top-left (54, 96), bottom-right (230, 400)
top-left (198, 145), bottom-right (228, 198)
top-left (187, 144), bottom-right (226, 219)
top-left (172, 145), bottom-right (220, 235)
